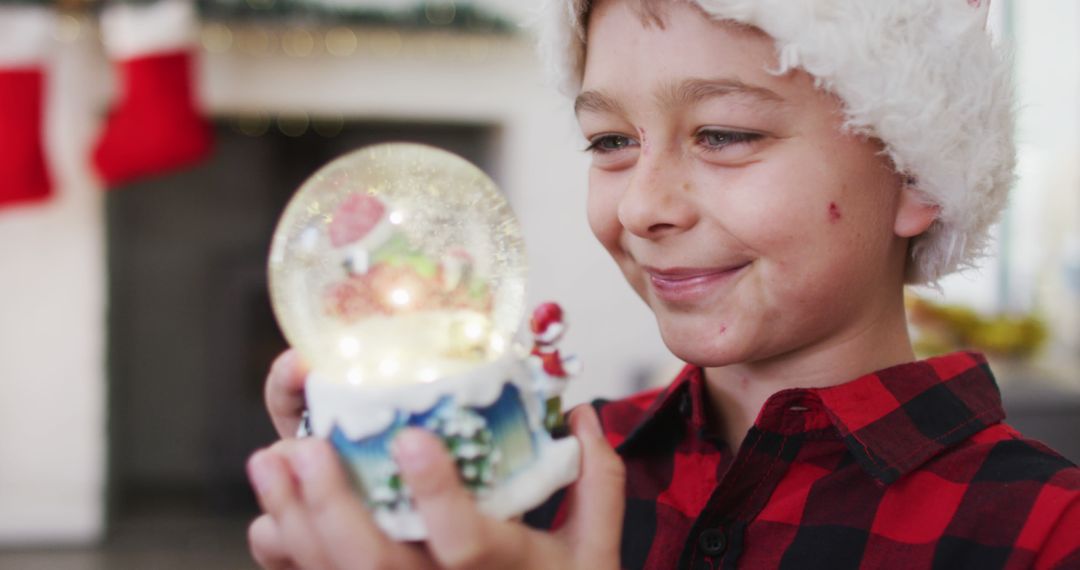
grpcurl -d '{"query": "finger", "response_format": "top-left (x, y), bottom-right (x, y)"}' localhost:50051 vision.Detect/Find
top-left (248, 446), bottom-right (331, 569)
top-left (558, 406), bottom-right (625, 563)
top-left (248, 514), bottom-right (296, 570)
top-left (266, 349), bottom-right (308, 438)
top-left (394, 429), bottom-right (527, 570)
top-left (285, 438), bottom-right (434, 570)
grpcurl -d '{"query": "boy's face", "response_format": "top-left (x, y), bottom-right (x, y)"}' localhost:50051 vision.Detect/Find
top-left (578, 0), bottom-right (921, 368)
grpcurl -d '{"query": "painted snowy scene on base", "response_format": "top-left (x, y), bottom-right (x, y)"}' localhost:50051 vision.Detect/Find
top-left (307, 353), bottom-right (580, 541)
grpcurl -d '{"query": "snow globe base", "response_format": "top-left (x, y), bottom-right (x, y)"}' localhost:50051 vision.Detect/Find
top-left (305, 352), bottom-right (581, 541)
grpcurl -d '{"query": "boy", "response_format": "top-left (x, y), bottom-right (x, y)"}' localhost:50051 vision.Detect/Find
top-left (246, 0), bottom-right (1080, 568)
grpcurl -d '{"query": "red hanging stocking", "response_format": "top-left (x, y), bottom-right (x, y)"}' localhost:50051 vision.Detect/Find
top-left (93, 0), bottom-right (212, 187)
top-left (0, 6), bottom-right (55, 208)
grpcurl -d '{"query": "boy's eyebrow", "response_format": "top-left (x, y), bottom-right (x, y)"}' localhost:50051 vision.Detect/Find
top-left (658, 77), bottom-right (786, 109)
top-left (574, 77), bottom-right (785, 117)
top-left (574, 90), bottom-right (626, 117)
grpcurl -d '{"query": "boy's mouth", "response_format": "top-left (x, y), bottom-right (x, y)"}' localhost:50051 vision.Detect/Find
top-left (643, 263), bottom-right (751, 303)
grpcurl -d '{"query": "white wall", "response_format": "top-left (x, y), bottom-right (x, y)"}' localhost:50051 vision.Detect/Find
top-left (0, 22), bottom-right (672, 544)
top-left (0, 25), bottom-right (108, 544)
top-left (1009, 0), bottom-right (1080, 353)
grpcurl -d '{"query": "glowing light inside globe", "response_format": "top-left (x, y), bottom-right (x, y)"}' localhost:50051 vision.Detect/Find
top-left (268, 143), bottom-right (527, 387)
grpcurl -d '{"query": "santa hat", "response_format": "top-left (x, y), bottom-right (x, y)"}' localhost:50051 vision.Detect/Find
top-left (530, 302), bottom-right (565, 336)
top-left (328, 193), bottom-right (399, 279)
top-left (537, 0), bottom-right (1015, 284)
top-left (329, 193), bottom-right (388, 248)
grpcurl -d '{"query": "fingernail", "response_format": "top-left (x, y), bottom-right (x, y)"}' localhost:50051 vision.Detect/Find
top-left (248, 452), bottom-right (279, 496)
top-left (290, 441), bottom-right (330, 482)
top-left (392, 429), bottom-right (433, 474)
top-left (273, 350), bottom-right (295, 374)
top-left (573, 406), bottom-right (602, 439)
top-left (294, 353), bottom-right (310, 374)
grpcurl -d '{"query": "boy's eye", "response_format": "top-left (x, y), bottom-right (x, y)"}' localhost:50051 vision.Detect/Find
top-left (696, 129), bottom-right (763, 150)
top-left (585, 134), bottom-right (638, 154)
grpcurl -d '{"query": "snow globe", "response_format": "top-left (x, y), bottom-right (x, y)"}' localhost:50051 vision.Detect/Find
top-left (268, 142), bottom-right (580, 540)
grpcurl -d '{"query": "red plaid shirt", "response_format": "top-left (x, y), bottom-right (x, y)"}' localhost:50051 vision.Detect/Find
top-left (525, 352), bottom-right (1080, 569)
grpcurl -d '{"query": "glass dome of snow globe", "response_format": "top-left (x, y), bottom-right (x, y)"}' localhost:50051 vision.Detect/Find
top-left (268, 142), bottom-right (527, 388)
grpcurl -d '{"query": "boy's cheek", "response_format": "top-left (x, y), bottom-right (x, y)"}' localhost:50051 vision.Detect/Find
top-left (585, 186), bottom-right (621, 249)
top-left (717, 165), bottom-right (817, 220)
top-left (720, 200), bottom-right (816, 255)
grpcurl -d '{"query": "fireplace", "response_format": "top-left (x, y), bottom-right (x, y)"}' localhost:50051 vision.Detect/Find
top-left (106, 119), bottom-right (495, 517)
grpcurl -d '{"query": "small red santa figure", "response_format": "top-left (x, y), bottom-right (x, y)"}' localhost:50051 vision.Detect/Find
top-left (528, 302), bottom-right (581, 433)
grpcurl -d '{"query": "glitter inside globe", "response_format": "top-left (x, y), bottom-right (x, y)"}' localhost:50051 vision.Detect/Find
top-left (268, 143), bottom-right (527, 387)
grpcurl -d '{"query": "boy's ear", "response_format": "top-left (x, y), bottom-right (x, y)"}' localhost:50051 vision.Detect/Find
top-left (894, 184), bottom-right (939, 238)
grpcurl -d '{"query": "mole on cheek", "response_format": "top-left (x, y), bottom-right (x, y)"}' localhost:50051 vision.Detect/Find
top-left (828, 202), bottom-right (842, 223)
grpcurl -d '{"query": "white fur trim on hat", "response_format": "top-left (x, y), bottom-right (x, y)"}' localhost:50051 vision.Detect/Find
top-left (0, 5), bottom-right (55, 67)
top-left (100, 0), bottom-right (198, 59)
top-left (537, 0), bottom-right (1016, 284)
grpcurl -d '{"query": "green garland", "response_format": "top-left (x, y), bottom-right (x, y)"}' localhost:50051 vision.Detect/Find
top-left (0, 0), bottom-right (516, 34)
top-left (101, 0), bottom-right (516, 33)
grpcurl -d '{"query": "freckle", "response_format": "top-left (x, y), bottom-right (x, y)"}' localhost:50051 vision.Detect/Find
top-left (682, 182), bottom-right (692, 192)
top-left (828, 202), bottom-right (842, 223)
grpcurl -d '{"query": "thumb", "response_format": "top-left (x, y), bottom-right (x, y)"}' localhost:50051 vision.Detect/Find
top-left (394, 428), bottom-right (525, 569)
top-left (559, 406), bottom-right (625, 563)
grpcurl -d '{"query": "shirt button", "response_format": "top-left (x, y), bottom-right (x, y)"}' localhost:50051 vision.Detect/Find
top-left (678, 393), bottom-right (692, 417)
top-left (698, 528), bottom-right (726, 557)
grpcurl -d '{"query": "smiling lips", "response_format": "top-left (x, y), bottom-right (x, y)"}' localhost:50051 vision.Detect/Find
top-left (644, 263), bottom-right (750, 303)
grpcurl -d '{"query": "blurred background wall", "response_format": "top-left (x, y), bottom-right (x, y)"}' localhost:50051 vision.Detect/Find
top-left (0, 0), bottom-right (670, 551)
top-left (0, 0), bottom-right (1076, 562)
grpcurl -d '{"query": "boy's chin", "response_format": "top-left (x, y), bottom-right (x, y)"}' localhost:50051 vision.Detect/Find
top-left (667, 345), bottom-right (747, 369)
top-left (655, 318), bottom-right (748, 368)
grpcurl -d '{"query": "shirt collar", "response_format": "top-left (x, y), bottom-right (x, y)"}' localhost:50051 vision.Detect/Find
top-left (615, 365), bottom-right (708, 455)
top-left (616, 351), bottom-right (1005, 485)
top-left (812, 351), bottom-right (1005, 483)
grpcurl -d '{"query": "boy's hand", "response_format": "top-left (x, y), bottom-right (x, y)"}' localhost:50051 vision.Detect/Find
top-left (265, 349), bottom-right (308, 438)
top-left (246, 405), bottom-right (624, 570)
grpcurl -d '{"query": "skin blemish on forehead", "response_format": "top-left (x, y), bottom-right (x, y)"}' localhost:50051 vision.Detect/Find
top-left (828, 202), bottom-right (842, 223)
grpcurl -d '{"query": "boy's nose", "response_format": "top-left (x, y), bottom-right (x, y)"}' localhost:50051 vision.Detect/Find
top-left (617, 153), bottom-right (697, 239)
